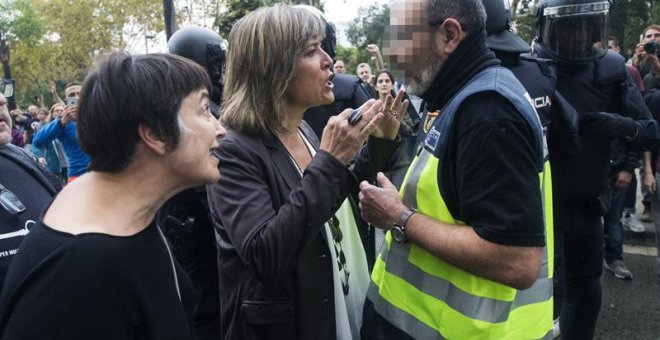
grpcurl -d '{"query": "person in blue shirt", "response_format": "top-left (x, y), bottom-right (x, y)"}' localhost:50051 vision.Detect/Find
top-left (33, 83), bottom-right (89, 182)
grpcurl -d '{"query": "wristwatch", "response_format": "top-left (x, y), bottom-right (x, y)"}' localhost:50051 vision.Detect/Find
top-left (391, 207), bottom-right (418, 243)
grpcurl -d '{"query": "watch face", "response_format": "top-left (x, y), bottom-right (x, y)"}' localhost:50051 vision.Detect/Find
top-left (391, 226), bottom-right (406, 243)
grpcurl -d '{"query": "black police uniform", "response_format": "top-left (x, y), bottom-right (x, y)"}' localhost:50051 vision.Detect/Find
top-left (533, 45), bottom-right (658, 339)
top-left (157, 103), bottom-right (222, 340)
top-left (162, 26), bottom-right (226, 340)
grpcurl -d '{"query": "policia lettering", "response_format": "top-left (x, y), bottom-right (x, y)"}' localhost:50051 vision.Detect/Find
top-left (367, 67), bottom-right (554, 339)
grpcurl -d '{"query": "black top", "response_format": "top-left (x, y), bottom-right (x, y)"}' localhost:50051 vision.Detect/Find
top-left (0, 221), bottom-right (194, 340)
top-left (444, 92), bottom-right (545, 247)
top-left (421, 28), bottom-right (544, 247)
top-left (0, 144), bottom-right (60, 294)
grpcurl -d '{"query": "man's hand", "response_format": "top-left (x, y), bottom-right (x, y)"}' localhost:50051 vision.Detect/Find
top-left (645, 52), bottom-right (660, 75)
top-left (644, 170), bottom-right (656, 194)
top-left (49, 81), bottom-right (57, 95)
top-left (366, 44), bottom-right (380, 56)
top-left (60, 105), bottom-right (77, 125)
top-left (615, 170), bottom-right (633, 190)
top-left (359, 172), bottom-right (407, 229)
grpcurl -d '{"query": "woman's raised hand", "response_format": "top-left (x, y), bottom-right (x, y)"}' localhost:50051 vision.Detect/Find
top-left (371, 88), bottom-right (409, 140)
top-left (320, 99), bottom-right (384, 164)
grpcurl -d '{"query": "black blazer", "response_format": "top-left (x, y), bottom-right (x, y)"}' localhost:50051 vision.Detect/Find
top-left (207, 122), bottom-right (399, 340)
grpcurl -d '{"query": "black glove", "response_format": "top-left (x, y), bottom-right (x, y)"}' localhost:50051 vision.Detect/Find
top-left (578, 111), bottom-right (637, 142)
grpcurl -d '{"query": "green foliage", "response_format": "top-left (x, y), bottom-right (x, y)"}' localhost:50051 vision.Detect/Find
top-left (345, 2), bottom-right (390, 73)
top-left (3, 0), bottom-right (163, 108)
top-left (213, 0), bottom-right (324, 38)
top-left (623, 0), bottom-right (650, 52)
top-left (609, 0), bottom-right (628, 54)
top-left (336, 44), bottom-right (369, 76)
top-left (346, 2), bottom-right (390, 50)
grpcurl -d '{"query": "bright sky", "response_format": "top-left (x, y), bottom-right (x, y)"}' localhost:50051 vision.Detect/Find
top-left (325, 0), bottom-right (390, 46)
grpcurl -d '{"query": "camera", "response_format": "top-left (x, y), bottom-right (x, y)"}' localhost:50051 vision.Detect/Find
top-left (643, 41), bottom-right (659, 56)
top-left (64, 97), bottom-right (78, 106)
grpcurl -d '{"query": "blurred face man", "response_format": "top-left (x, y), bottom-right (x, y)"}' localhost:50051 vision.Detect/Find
top-left (0, 94), bottom-right (11, 146)
top-left (334, 60), bottom-right (346, 73)
top-left (385, 0), bottom-right (446, 96)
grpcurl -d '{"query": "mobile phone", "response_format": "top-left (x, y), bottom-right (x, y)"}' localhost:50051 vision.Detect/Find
top-left (65, 97), bottom-right (78, 106)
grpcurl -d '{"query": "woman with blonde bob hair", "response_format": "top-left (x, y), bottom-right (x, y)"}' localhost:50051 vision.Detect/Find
top-left (208, 4), bottom-right (409, 340)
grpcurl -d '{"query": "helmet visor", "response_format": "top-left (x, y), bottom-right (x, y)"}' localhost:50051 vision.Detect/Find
top-left (542, 4), bottom-right (609, 61)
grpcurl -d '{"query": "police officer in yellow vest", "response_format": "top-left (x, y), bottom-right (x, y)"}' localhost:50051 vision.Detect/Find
top-left (358, 0), bottom-right (554, 338)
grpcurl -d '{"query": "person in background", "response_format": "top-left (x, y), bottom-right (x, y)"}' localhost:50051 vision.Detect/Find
top-left (33, 83), bottom-right (90, 182)
top-left (30, 108), bottom-right (65, 182)
top-left (0, 52), bottom-right (224, 339)
top-left (356, 62), bottom-right (373, 84)
top-left (0, 92), bottom-right (61, 296)
top-left (334, 59), bottom-right (346, 74)
top-left (533, 0), bottom-right (659, 337)
top-left (373, 69), bottom-right (416, 187)
top-left (48, 103), bottom-right (68, 184)
top-left (610, 36), bottom-right (653, 231)
top-left (207, 5), bottom-right (406, 339)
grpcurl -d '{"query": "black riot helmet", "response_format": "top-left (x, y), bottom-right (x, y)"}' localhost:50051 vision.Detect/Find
top-left (168, 26), bottom-right (226, 115)
top-left (482, 0), bottom-right (531, 53)
top-left (293, 5), bottom-right (338, 60)
top-left (534, 0), bottom-right (610, 62)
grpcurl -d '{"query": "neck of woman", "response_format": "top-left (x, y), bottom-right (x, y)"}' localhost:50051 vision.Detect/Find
top-left (279, 102), bottom-right (306, 137)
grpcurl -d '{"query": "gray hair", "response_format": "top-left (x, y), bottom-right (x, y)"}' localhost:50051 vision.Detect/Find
top-left (428, 0), bottom-right (486, 33)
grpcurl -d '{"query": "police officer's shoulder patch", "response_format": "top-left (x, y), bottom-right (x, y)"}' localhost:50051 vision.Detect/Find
top-left (423, 110), bottom-right (440, 134)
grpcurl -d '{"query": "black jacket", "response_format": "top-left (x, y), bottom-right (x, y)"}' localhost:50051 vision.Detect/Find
top-left (207, 122), bottom-right (399, 340)
top-left (532, 46), bottom-right (659, 198)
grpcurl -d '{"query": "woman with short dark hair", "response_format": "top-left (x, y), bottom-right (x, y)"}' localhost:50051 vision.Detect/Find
top-left (208, 5), bottom-right (408, 340)
top-left (0, 52), bottom-right (224, 339)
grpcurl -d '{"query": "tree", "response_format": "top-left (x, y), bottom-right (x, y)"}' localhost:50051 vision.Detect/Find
top-left (346, 2), bottom-right (390, 71)
top-left (624, 0), bottom-right (650, 53)
top-left (213, 0), bottom-right (324, 38)
top-left (3, 0), bottom-right (163, 108)
top-left (215, 0), bottom-right (263, 37)
top-left (0, 0), bottom-right (46, 109)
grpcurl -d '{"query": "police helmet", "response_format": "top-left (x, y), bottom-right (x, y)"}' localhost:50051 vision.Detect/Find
top-left (168, 26), bottom-right (226, 84)
top-left (534, 0), bottom-right (610, 62)
top-left (482, 0), bottom-right (530, 53)
top-left (293, 5), bottom-right (338, 60)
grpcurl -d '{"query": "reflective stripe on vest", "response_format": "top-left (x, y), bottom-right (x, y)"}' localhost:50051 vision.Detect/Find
top-left (368, 67), bottom-right (554, 339)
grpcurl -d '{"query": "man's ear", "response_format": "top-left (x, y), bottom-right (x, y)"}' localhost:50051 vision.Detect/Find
top-left (439, 18), bottom-right (464, 55)
top-left (138, 123), bottom-right (167, 155)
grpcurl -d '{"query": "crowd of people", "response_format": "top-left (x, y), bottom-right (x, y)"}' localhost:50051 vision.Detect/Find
top-left (0, 0), bottom-right (659, 339)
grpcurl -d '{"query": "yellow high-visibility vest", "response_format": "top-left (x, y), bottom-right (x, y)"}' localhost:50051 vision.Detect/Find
top-left (368, 67), bottom-right (554, 339)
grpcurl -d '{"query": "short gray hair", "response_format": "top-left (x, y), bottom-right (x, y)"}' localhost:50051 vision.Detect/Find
top-left (428, 0), bottom-right (486, 33)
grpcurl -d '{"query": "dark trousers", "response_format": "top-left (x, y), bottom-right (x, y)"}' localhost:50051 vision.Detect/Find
top-left (604, 185), bottom-right (626, 263)
top-left (622, 173), bottom-right (637, 214)
top-left (553, 197), bottom-right (604, 340)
